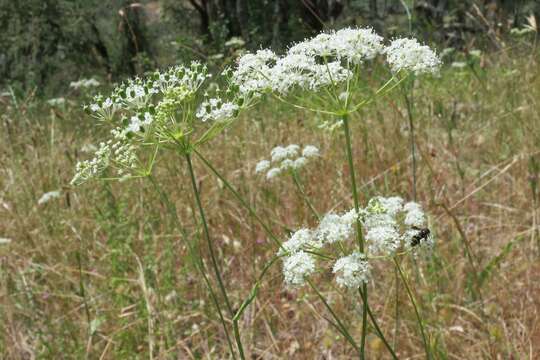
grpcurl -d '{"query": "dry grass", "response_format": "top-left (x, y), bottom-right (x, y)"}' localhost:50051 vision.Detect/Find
top-left (1, 48), bottom-right (540, 359)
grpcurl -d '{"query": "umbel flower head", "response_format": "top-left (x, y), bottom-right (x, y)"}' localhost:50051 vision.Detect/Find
top-left (384, 38), bottom-right (441, 75)
top-left (333, 252), bottom-right (371, 289)
top-left (278, 195), bottom-right (434, 288)
top-left (255, 144), bottom-right (320, 180)
top-left (72, 62), bottom-right (245, 185)
top-left (230, 27), bottom-right (441, 100)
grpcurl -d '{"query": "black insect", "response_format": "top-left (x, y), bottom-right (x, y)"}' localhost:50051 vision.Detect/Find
top-left (410, 226), bottom-right (431, 247)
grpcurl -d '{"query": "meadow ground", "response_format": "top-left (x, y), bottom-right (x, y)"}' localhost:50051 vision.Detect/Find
top-left (1, 47), bottom-right (540, 359)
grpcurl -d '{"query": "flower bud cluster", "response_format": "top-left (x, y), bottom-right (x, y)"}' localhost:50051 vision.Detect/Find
top-left (72, 62), bottom-right (245, 185)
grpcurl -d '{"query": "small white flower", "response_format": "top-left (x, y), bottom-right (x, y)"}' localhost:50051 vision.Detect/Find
top-left (47, 97), bottom-right (65, 106)
top-left (333, 252), bottom-right (371, 289)
top-left (316, 212), bottom-right (354, 244)
top-left (103, 97), bottom-right (113, 108)
top-left (279, 228), bottom-right (318, 255)
top-left (232, 49), bottom-right (277, 95)
top-left (376, 196), bottom-right (404, 216)
top-left (282, 251), bottom-right (316, 287)
top-left (384, 38), bottom-right (441, 75)
top-left (403, 202), bottom-right (426, 227)
top-left (285, 144), bottom-right (300, 156)
top-left (270, 146), bottom-right (288, 162)
top-left (127, 115), bottom-right (143, 133)
top-left (302, 145), bottom-right (319, 158)
top-left (255, 160), bottom-right (270, 174)
top-left (280, 158), bottom-right (295, 170)
top-left (292, 157), bottom-right (307, 169)
top-left (266, 167), bottom-right (282, 180)
top-left (363, 213), bottom-right (396, 230)
top-left (196, 98), bottom-right (238, 122)
top-left (366, 225), bottom-right (401, 255)
top-left (341, 208), bottom-right (361, 226)
top-left (38, 190), bottom-right (61, 205)
top-left (451, 61), bottom-right (467, 69)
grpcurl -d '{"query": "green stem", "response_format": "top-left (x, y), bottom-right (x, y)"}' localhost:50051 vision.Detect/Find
top-left (147, 175), bottom-right (237, 359)
top-left (196, 150), bottom-right (395, 357)
top-left (341, 114), bottom-right (368, 359)
top-left (185, 153), bottom-right (244, 359)
top-left (194, 149), bottom-right (283, 249)
top-left (233, 256), bottom-right (281, 322)
top-left (358, 288), bottom-right (399, 360)
top-left (291, 170), bottom-right (320, 220)
top-left (394, 258), bottom-right (431, 360)
top-left (402, 82), bottom-right (417, 201)
top-left (393, 264), bottom-right (400, 350)
top-left (307, 279), bottom-right (360, 355)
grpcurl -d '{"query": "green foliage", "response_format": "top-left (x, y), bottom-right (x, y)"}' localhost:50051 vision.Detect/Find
top-left (0, 0), bottom-right (155, 93)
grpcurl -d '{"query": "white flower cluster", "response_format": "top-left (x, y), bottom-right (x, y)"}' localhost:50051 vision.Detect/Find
top-left (47, 97), bottom-right (66, 107)
top-left (73, 62), bottom-right (239, 185)
top-left (87, 62), bottom-right (211, 120)
top-left (255, 144), bottom-right (320, 180)
top-left (282, 251), bottom-right (316, 287)
top-left (232, 49), bottom-right (277, 95)
top-left (126, 112), bottom-right (154, 133)
top-left (71, 128), bottom-right (138, 185)
top-left (196, 97), bottom-right (239, 122)
top-left (279, 209), bottom-right (358, 288)
top-left (362, 196), bottom-right (432, 255)
top-left (333, 252), bottom-right (371, 289)
top-left (384, 38), bottom-right (441, 75)
top-left (288, 27), bottom-right (383, 63)
top-left (279, 196), bottom-right (433, 288)
top-left (231, 27), bottom-right (440, 97)
top-left (38, 190), bottom-right (61, 205)
top-left (70, 78), bottom-right (100, 90)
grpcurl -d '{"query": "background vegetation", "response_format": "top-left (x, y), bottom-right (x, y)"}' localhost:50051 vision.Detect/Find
top-left (1, 0), bottom-right (539, 92)
top-left (1, 0), bottom-right (540, 359)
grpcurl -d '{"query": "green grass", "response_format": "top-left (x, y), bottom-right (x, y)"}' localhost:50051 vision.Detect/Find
top-left (1, 46), bottom-right (540, 359)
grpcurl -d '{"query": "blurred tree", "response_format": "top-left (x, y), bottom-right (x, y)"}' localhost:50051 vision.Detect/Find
top-left (1, 0), bottom-right (538, 92)
top-left (0, 0), bottom-right (154, 91)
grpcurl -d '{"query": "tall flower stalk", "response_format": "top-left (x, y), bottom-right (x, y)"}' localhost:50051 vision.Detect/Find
top-left (71, 26), bottom-right (442, 358)
top-left (70, 63), bottom-right (251, 358)
top-left (229, 27), bottom-right (441, 357)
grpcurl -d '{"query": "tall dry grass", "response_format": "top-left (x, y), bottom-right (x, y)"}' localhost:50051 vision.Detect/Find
top-left (1, 48), bottom-right (540, 359)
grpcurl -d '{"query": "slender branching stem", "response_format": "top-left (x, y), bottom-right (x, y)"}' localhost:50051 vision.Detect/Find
top-left (393, 263), bottom-right (400, 350)
top-left (307, 279), bottom-right (361, 355)
top-left (185, 153), bottom-right (234, 313)
top-left (402, 80), bottom-right (417, 202)
top-left (358, 288), bottom-right (399, 360)
top-left (233, 256), bottom-right (281, 322)
top-left (185, 153), bottom-right (245, 359)
top-left (341, 115), bottom-right (368, 359)
top-left (394, 258), bottom-right (431, 360)
top-left (147, 174), bottom-right (238, 359)
top-left (291, 170), bottom-right (320, 220)
top-left (196, 149), bottom-right (397, 358)
top-left (194, 149), bottom-right (283, 249)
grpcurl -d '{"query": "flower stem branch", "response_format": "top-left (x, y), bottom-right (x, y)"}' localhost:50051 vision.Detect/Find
top-left (185, 153), bottom-right (245, 359)
top-left (394, 258), bottom-right (431, 360)
top-left (341, 114), bottom-right (368, 359)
